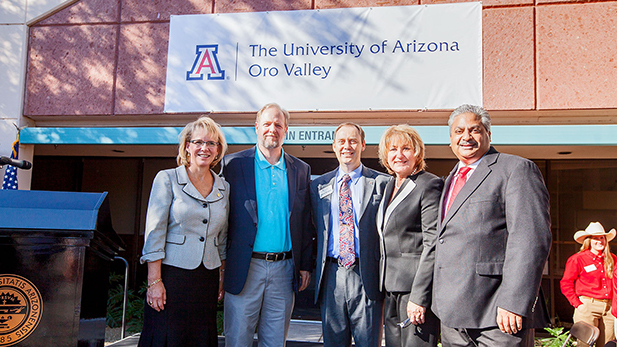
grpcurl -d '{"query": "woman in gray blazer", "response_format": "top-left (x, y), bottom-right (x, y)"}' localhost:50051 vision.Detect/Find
top-left (377, 125), bottom-right (443, 347)
top-left (138, 116), bottom-right (229, 347)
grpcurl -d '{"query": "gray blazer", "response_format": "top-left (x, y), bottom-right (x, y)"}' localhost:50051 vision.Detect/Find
top-left (311, 165), bottom-right (389, 303)
top-left (377, 171), bottom-right (443, 307)
top-left (432, 147), bottom-right (551, 329)
top-left (141, 166), bottom-right (229, 270)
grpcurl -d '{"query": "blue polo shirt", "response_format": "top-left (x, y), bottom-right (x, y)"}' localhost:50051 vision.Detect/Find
top-left (253, 147), bottom-right (291, 253)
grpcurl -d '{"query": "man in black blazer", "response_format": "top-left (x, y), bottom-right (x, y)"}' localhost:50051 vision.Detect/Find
top-left (311, 122), bottom-right (389, 347)
top-left (433, 104), bottom-right (551, 347)
top-left (221, 103), bottom-right (312, 347)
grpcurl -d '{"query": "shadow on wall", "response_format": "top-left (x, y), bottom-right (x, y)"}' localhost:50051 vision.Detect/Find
top-left (23, 0), bottom-right (414, 119)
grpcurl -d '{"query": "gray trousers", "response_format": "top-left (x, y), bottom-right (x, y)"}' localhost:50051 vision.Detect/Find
top-left (224, 258), bottom-right (295, 347)
top-left (440, 324), bottom-right (534, 347)
top-left (320, 261), bottom-right (383, 347)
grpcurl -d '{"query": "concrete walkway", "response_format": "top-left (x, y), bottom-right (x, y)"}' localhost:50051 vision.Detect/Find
top-left (106, 319), bottom-right (324, 347)
top-left (286, 320), bottom-right (324, 343)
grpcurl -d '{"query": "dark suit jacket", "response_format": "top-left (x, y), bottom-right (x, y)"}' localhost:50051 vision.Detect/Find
top-left (433, 147), bottom-right (551, 329)
top-left (377, 171), bottom-right (443, 307)
top-left (311, 165), bottom-right (389, 303)
top-left (221, 147), bottom-right (313, 295)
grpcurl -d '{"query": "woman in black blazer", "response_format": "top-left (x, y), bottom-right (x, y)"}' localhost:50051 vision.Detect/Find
top-left (377, 125), bottom-right (443, 347)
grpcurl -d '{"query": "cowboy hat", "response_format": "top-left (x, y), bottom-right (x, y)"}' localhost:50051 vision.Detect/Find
top-left (573, 222), bottom-right (616, 244)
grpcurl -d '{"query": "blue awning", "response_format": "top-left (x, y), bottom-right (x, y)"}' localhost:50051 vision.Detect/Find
top-left (19, 125), bottom-right (617, 146)
top-left (0, 190), bottom-right (109, 232)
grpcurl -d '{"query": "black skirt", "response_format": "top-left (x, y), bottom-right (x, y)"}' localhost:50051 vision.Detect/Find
top-left (138, 264), bottom-right (219, 347)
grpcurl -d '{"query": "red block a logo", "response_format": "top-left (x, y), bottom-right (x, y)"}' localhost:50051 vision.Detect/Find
top-left (186, 45), bottom-right (225, 81)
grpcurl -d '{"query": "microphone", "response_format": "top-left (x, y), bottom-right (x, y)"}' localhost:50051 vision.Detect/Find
top-left (0, 156), bottom-right (32, 170)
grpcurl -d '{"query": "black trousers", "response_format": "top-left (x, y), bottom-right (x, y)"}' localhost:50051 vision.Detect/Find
top-left (138, 264), bottom-right (219, 347)
top-left (384, 291), bottom-right (439, 347)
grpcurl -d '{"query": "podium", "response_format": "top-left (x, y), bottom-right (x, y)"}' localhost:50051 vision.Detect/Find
top-left (0, 190), bottom-right (124, 347)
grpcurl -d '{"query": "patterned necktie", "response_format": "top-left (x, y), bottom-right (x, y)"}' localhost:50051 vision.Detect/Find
top-left (445, 166), bottom-right (472, 215)
top-left (338, 174), bottom-right (355, 268)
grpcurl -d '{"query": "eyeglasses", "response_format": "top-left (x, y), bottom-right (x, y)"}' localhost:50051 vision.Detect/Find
top-left (189, 140), bottom-right (220, 149)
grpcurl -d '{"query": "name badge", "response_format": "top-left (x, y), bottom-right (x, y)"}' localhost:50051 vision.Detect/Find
top-left (584, 264), bottom-right (598, 273)
top-left (319, 185), bottom-right (333, 199)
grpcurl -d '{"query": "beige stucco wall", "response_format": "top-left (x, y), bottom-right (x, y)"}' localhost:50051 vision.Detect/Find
top-left (20, 0), bottom-right (617, 129)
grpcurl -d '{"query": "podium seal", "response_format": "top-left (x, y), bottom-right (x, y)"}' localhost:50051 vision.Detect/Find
top-left (0, 274), bottom-right (43, 346)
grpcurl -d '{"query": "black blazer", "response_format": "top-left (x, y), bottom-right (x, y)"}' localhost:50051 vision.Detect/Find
top-left (377, 170), bottom-right (443, 307)
top-left (221, 147), bottom-right (313, 295)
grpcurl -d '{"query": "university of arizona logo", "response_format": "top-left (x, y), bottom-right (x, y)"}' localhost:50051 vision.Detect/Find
top-left (186, 44), bottom-right (225, 81)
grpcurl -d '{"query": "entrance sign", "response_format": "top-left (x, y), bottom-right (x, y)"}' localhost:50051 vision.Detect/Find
top-left (164, 3), bottom-right (482, 112)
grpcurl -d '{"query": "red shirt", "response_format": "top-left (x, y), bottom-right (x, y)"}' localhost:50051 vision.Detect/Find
top-left (560, 249), bottom-right (616, 307)
top-left (612, 266), bottom-right (617, 316)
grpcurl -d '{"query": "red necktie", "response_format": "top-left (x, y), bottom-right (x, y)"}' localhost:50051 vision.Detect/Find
top-left (445, 166), bottom-right (472, 215)
top-left (338, 175), bottom-right (355, 268)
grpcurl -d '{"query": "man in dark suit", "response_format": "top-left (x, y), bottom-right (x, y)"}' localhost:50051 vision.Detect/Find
top-left (311, 122), bottom-right (389, 347)
top-left (433, 104), bottom-right (551, 347)
top-left (221, 103), bottom-right (313, 347)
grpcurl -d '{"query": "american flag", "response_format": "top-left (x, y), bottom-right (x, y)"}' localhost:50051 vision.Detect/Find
top-left (2, 137), bottom-right (20, 190)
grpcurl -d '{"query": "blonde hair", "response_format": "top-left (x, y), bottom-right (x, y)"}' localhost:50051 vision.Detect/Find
top-left (177, 116), bottom-right (227, 168)
top-left (378, 124), bottom-right (426, 175)
top-left (256, 103), bottom-right (290, 126)
top-left (580, 236), bottom-right (614, 279)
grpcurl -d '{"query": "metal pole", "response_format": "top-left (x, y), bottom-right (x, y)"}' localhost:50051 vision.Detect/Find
top-left (114, 256), bottom-right (129, 340)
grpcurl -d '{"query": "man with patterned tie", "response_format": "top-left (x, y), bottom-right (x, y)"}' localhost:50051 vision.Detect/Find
top-left (433, 104), bottom-right (552, 347)
top-left (311, 122), bottom-right (389, 347)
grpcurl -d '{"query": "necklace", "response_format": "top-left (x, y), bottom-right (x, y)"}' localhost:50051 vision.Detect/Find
top-left (395, 169), bottom-right (417, 189)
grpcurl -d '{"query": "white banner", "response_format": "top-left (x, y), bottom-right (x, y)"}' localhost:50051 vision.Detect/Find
top-left (164, 3), bottom-right (482, 113)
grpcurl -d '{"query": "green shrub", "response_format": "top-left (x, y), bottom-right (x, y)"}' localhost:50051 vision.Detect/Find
top-left (217, 298), bottom-right (224, 335)
top-left (106, 273), bottom-right (146, 334)
top-left (536, 326), bottom-right (575, 347)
